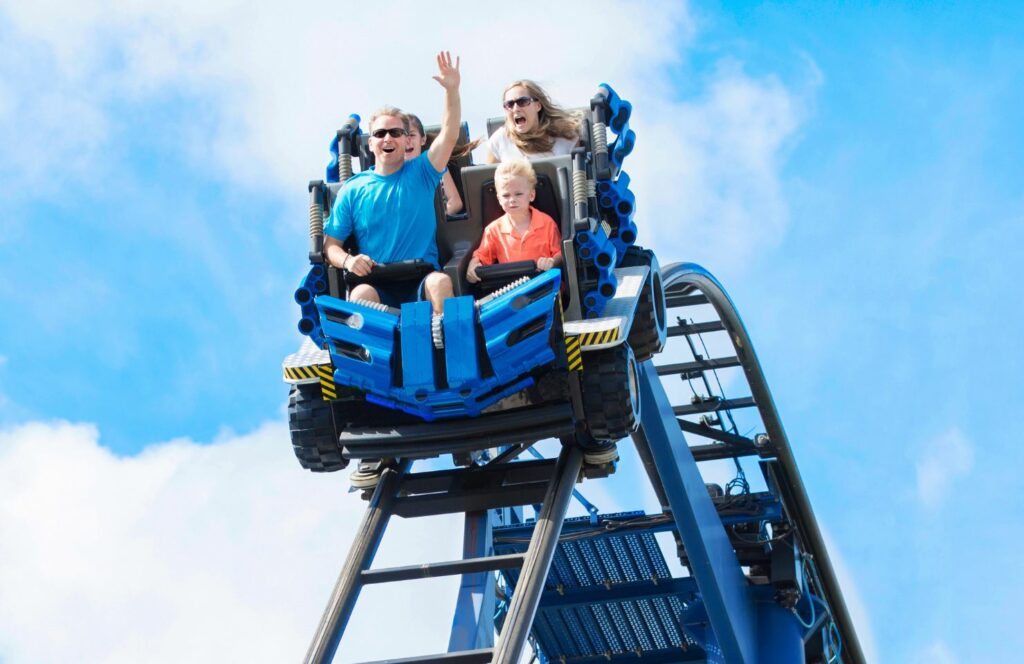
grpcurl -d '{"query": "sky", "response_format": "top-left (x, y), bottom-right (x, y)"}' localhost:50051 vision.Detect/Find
top-left (1, 1), bottom-right (1021, 662)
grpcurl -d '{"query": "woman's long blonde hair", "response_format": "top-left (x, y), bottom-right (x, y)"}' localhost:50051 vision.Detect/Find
top-left (502, 80), bottom-right (581, 154)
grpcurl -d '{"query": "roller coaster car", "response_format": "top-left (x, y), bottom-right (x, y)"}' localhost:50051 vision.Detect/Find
top-left (283, 85), bottom-right (667, 472)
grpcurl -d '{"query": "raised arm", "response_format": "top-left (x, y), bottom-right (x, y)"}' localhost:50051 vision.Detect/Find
top-left (427, 51), bottom-right (462, 173)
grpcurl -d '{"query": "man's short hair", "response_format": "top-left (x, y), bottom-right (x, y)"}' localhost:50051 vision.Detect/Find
top-left (369, 106), bottom-right (410, 133)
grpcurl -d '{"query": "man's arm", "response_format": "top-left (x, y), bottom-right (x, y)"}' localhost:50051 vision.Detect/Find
top-left (427, 51), bottom-right (462, 173)
top-left (323, 193), bottom-right (373, 276)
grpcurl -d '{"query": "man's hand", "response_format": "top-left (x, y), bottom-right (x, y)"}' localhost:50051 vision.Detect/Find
top-left (431, 51), bottom-right (460, 92)
top-left (536, 257), bottom-right (555, 271)
top-left (346, 254), bottom-right (375, 277)
top-left (427, 51), bottom-right (462, 173)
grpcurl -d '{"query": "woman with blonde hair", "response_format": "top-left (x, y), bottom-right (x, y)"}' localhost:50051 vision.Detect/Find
top-left (485, 80), bottom-right (581, 162)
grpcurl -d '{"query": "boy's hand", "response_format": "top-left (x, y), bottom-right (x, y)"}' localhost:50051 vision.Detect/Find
top-left (431, 51), bottom-right (460, 92)
top-left (466, 261), bottom-right (481, 283)
top-left (536, 257), bottom-right (555, 271)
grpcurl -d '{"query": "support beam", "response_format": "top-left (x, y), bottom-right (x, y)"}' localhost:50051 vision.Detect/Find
top-left (665, 292), bottom-right (709, 308)
top-left (448, 512), bottom-right (498, 652)
top-left (667, 321), bottom-right (724, 337)
top-left (656, 356), bottom-right (741, 377)
top-left (304, 461), bottom-right (410, 664)
top-left (361, 553), bottom-right (524, 585)
top-left (634, 362), bottom-right (758, 664)
top-left (673, 396), bottom-right (756, 417)
top-left (355, 649), bottom-right (494, 664)
top-left (492, 444), bottom-right (583, 664)
top-left (677, 418), bottom-right (757, 448)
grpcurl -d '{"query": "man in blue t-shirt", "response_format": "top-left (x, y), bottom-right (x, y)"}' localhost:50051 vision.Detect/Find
top-left (324, 51), bottom-right (461, 314)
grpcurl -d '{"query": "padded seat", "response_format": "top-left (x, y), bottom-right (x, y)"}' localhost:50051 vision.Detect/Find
top-left (437, 155), bottom-right (573, 296)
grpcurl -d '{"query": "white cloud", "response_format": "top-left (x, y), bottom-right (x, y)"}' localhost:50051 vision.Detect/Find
top-left (820, 528), bottom-right (878, 664)
top-left (0, 420), bottom-right (465, 663)
top-left (911, 641), bottom-right (958, 664)
top-left (915, 428), bottom-right (974, 510)
top-left (0, 0), bottom-right (805, 271)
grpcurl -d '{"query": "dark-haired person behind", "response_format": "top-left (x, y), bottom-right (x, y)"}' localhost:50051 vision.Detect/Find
top-left (323, 52), bottom-right (461, 316)
top-left (405, 113), bottom-right (464, 215)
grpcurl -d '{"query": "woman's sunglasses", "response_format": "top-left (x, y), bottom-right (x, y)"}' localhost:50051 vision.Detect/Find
top-left (503, 96), bottom-right (538, 110)
top-left (371, 128), bottom-right (408, 138)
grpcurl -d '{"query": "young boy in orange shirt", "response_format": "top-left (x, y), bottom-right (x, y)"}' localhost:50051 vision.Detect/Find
top-left (466, 160), bottom-right (562, 283)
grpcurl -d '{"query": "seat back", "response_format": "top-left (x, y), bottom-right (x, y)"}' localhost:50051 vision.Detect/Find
top-left (450, 155), bottom-right (574, 264)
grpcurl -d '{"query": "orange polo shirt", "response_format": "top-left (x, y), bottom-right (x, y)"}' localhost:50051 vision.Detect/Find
top-left (473, 207), bottom-right (562, 265)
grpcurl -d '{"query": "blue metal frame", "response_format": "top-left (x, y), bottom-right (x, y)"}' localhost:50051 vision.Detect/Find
top-left (448, 511), bottom-right (497, 652)
top-left (634, 360), bottom-right (759, 663)
top-left (309, 269), bottom-right (562, 420)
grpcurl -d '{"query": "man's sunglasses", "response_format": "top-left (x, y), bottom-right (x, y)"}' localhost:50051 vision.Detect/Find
top-left (371, 128), bottom-right (408, 139)
top-left (503, 96), bottom-right (538, 110)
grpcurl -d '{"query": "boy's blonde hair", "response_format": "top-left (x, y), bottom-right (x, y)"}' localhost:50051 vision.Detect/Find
top-left (495, 159), bottom-right (537, 189)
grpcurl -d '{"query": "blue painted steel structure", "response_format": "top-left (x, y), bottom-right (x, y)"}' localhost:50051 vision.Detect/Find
top-left (309, 270), bottom-right (561, 420)
top-left (301, 260), bottom-right (864, 664)
top-left (293, 84), bottom-right (863, 664)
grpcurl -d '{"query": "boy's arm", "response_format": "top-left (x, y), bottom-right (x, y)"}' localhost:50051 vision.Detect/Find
top-left (466, 256), bottom-right (482, 283)
top-left (427, 51), bottom-right (462, 173)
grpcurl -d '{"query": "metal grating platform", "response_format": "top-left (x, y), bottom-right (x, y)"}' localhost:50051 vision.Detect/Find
top-left (494, 512), bottom-right (708, 663)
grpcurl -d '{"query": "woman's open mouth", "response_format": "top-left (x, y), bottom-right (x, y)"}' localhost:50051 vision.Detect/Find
top-left (514, 114), bottom-right (527, 127)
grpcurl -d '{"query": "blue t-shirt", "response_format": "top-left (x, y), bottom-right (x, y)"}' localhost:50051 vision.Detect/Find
top-left (325, 153), bottom-right (444, 268)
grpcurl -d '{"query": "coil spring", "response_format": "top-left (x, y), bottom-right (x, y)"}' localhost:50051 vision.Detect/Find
top-left (476, 276), bottom-right (531, 307)
top-left (339, 153), bottom-right (353, 181)
top-left (572, 169), bottom-right (588, 209)
top-left (591, 121), bottom-right (608, 155)
top-left (587, 179), bottom-right (596, 198)
top-left (349, 297), bottom-right (391, 313)
top-left (309, 201), bottom-right (324, 238)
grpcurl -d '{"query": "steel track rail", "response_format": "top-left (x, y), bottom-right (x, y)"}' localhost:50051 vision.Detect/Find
top-left (657, 262), bottom-right (865, 664)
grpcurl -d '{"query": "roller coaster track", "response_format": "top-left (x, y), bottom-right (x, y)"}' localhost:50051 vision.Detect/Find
top-left (303, 261), bottom-right (865, 664)
top-left (644, 262), bottom-right (865, 664)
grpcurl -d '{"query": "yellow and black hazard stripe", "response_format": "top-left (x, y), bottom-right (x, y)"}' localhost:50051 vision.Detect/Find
top-left (285, 363), bottom-right (337, 400)
top-left (284, 365), bottom-right (320, 381)
top-left (315, 364), bottom-right (337, 400)
top-left (577, 327), bottom-right (621, 347)
top-left (564, 335), bottom-right (582, 371)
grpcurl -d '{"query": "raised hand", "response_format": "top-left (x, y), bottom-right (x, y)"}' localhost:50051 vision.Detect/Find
top-left (431, 51), bottom-right (461, 92)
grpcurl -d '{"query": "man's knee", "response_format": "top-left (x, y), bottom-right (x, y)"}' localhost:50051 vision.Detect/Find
top-left (350, 284), bottom-right (380, 302)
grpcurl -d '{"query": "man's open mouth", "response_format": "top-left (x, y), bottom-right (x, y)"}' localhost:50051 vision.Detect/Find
top-left (382, 146), bottom-right (396, 154)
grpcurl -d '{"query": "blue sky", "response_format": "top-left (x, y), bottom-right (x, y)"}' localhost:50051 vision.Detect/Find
top-left (1, 2), bottom-right (1021, 662)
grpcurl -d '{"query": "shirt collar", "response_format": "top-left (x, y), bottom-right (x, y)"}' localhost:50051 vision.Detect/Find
top-left (498, 207), bottom-right (537, 235)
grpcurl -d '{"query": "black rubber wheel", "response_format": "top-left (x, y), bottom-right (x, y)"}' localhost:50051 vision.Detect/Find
top-left (581, 343), bottom-right (641, 441)
top-left (288, 383), bottom-right (347, 472)
top-left (620, 246), bottom-right (667, 362)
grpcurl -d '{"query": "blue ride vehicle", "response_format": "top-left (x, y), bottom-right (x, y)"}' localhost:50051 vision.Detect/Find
top-left (282, 85), bottom-right (667, 476)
